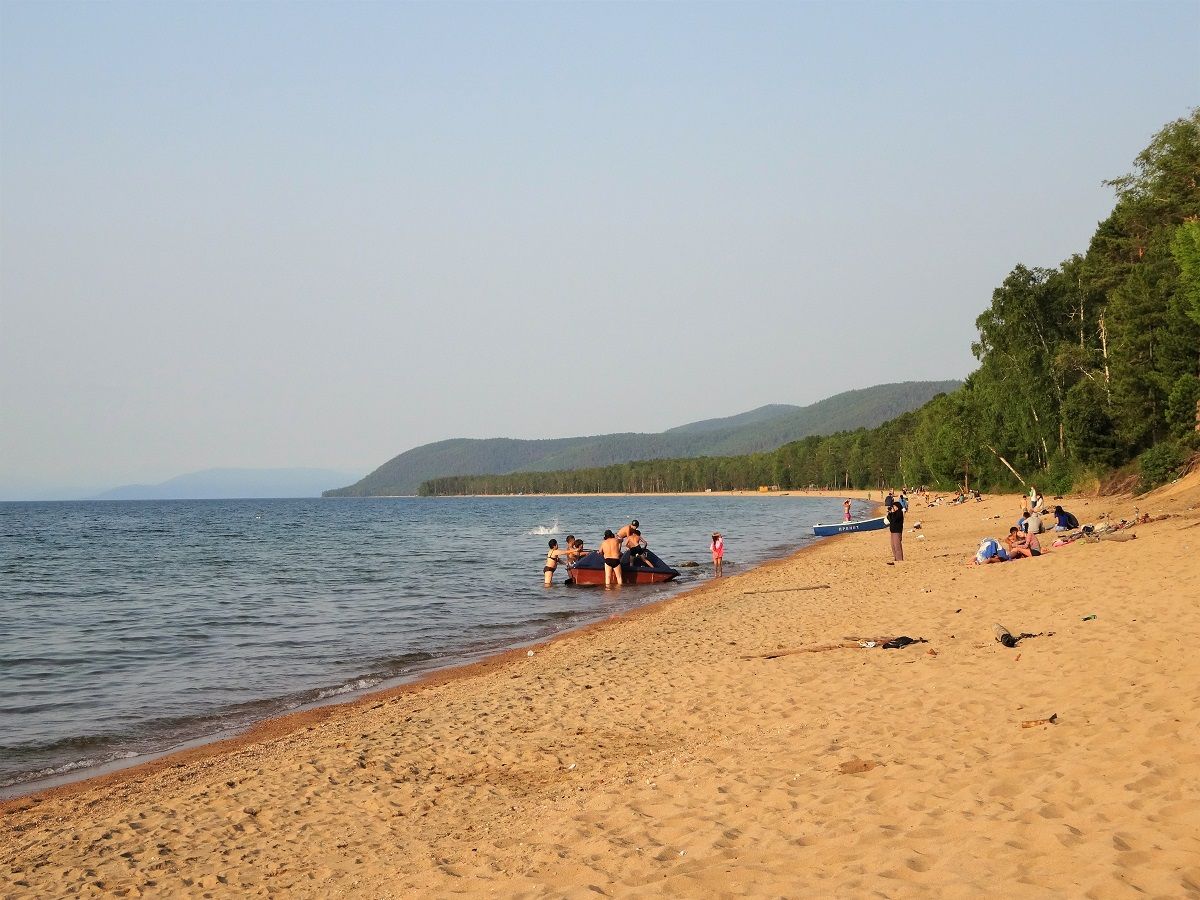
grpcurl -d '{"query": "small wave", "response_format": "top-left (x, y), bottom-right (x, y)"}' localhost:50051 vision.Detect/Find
top-left (315, 677), bottom-right (381, 701)
top-left (526, 518), bottom-right (560, 536)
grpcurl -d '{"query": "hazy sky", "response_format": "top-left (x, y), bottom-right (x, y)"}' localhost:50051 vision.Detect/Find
top-left (2, 1), bottom-right (1197, 496)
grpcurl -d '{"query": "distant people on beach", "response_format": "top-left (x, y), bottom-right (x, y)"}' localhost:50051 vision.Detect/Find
top-left (543, 539), bottom-right (565, 586)
top-left (1024, 508), bottom-right (1045, 535)
top-left (600, 530), bottom-right (623, 587)
top-left (711, 531), bottom-right (724, 576)
top-left (886, 500), bottom-right (904, 562)
top-left (843, 499), bottom-right (852, 521)
top-left (1052, 505), bottom-right (1080, 530)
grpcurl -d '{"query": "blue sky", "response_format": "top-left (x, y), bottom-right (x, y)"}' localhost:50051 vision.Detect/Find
top-left (2, 1), bottom-right (1197, 495)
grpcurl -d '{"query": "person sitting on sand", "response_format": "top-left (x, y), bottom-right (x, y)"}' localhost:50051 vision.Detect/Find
top-left (711, 531), bottom-right (724, 576)
top-left (543, 539), bottom-right (566, 586)
top-left (1024, 508), bottom-right (1045, 535)
top-left (600, 530), bottom-right (623, 587)
top-left (1005, 527), bottom-right (1034, 559)
top-left (1021, 528), bottom-right (1043, 556)
top-left (1052, 505), bottom-right (1080, 531)
top-left (974, 538), bottom-right (1009, 564)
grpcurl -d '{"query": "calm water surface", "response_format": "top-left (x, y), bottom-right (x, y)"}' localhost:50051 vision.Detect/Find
top-left (0, 495), bottom-right (868, 792)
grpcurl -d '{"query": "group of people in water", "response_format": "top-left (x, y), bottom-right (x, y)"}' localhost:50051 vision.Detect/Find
top-left (542, 519), bottom-right (652, 586)
top-left (542, 518), bottom-right (727, 586)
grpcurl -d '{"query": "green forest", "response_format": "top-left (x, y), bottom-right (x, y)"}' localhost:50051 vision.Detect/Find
top-left (423, 111), bottom-right (1200, 498)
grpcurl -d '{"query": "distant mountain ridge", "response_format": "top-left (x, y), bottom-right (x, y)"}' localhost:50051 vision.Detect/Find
top-left (325, 381), bottom-right (960, 497)
top-left (93, 468), bottom-right (363, 500)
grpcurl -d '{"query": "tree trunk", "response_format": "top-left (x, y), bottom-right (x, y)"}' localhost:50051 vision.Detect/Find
top-left (985, 445), bottom-right (1026, 486)
top-left (1099, 313), bottom-right (1112, 402)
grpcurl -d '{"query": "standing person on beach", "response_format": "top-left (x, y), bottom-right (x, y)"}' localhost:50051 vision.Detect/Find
top-left (886, 500), bottom-right (904, 562)
top-left (600, 530), bottom-right (623, 587)
top-left (711, 532), bottom-right (724, 575)
top-left (843, 499), bottom-right (852, 521)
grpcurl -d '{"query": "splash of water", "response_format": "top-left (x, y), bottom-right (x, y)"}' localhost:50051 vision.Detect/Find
top-left (526, 518), bottom-right (560, 535)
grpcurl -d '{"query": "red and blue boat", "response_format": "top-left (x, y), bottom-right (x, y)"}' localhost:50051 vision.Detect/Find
top-left (566, 550), bottom-right (680, 585)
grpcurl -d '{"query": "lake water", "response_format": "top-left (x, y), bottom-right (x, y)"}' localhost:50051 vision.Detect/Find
top-left (0, 494), bottom-right (869, 793)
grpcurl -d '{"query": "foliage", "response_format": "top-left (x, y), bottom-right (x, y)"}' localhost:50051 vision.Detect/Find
top-left (1138, 441), bottom-right (1187, 491)
top-left (418, 111), bottom-right (1200, 498)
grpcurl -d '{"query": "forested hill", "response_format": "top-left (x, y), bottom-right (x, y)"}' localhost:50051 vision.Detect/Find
top-left (423, 111), bottom-right (1200, 498)
top-left (323, 381), bottom-right (959, 496)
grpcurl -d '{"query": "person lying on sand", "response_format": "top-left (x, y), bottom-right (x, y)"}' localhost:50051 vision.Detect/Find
top-left (974, 538), bottom-right (1009, 565)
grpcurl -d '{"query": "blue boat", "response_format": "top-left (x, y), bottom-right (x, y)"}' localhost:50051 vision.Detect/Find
top-left (812, 516), bottom-right (887, 537)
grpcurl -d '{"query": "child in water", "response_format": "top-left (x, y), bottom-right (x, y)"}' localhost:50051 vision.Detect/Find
top-left (711, 532), bottom-right (724, 576)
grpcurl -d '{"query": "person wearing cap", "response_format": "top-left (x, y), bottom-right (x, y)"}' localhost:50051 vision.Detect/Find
top-left (885, 499), bottom-right (904, 562)
top-left (615, 519), bottom-right (640, 542)
top-left (710, 531), bottom-right (725, 576)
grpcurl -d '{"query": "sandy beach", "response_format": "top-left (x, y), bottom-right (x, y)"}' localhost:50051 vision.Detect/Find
top-left (3, 478), bottom-right (1199, 898)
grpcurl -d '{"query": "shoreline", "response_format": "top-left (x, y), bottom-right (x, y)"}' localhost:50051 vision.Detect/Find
top-left (5, 482), bottom-right (1196, 896)
top-left (0, 523), bottom-right (850, 807)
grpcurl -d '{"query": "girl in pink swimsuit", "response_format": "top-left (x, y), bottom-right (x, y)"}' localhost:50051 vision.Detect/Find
top-left (710, 532), bottom-right (724, 576)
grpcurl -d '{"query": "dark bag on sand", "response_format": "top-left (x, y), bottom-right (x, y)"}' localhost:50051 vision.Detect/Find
top-left (881, 636), bottom-right (926, 649)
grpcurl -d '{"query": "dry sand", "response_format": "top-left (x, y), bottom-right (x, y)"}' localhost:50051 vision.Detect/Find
top-left (3, 477), bottom-right (1200, 898)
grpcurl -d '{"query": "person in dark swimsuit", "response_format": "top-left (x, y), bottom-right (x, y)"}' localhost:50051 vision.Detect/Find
top-left (625, 529), bottom-right (652, 567)
top-left (600, 530), bottom-right (623, 587)
top-left (543, 539), bottom-right (565, 586)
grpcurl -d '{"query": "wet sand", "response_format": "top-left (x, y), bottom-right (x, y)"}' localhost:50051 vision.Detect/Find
top-left (3, 477), bottom-right (1199, 898)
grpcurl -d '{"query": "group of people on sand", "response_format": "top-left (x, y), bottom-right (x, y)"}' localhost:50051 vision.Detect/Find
top-left (973, 486), bottom-right (1081, 565)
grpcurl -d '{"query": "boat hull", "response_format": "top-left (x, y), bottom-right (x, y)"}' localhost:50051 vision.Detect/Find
top-left (566, 549), bottom-right (680, 585)
top-left (812, 516), bottom-right (887, 537)
top-left (567, 566), bottom-right (678, 585)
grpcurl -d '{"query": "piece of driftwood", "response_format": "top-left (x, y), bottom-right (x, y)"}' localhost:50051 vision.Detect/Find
top-left (1020, 713), bottom-right (1058, 728)
top-left (742, 584), bottom-right (831, 596)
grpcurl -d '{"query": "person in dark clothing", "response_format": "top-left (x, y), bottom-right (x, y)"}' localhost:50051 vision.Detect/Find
top-left (886, 501), bottom-right (904, 561)
top-left (1052, 505), bottom-right (1080, 530)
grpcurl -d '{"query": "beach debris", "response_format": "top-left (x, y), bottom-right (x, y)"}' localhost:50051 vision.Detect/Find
top-left (927, 648), bottom-right (938, 657)
top-left (746, 635), bottom-right (926, 658)
top-left (566, 763), bottom-right (576, 771)
top-left (1020, 713), bottom-right (1059, 728)
top-left (916, 534), bottom-right (926, 540)
top-left (742, 584), bottom-right (830, 595)
top-left (679, 561), bottom-right (700, 568)
top-left (838, 758), bottom-right (884, 775)
top-left (1082, 614), bottom-right (1097, 621)
top-left (993, 624), bottom-right (1052, 647)
top-left (881, 636), bottom-right (926, 649)
top-left (527, 650), bottom-right (535, 657)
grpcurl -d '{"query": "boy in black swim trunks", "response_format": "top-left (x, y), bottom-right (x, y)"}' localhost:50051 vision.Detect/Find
top-left (600, 530), bottom-right (623, 587)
